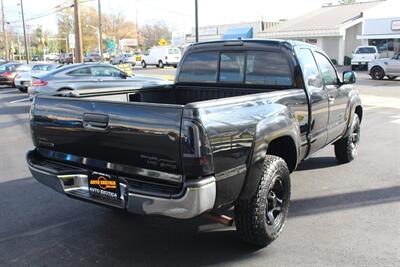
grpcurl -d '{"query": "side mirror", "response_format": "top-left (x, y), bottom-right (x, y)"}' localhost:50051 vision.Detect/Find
top-left (120, 72), bottom-right (129, 79)
top-left (343, 71), bottom-right (356, 84)
top-left (307, 75), bottom-right (322, 88)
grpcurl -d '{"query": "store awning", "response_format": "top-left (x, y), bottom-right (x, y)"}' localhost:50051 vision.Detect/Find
top-left (357, 34), bottom-right (400, 39)
top-left (223, 27), bottom-right (253, 40)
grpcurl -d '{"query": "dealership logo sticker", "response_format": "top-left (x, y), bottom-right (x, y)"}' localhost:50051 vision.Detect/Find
top-left (90, 176), bottom-right (117, 190)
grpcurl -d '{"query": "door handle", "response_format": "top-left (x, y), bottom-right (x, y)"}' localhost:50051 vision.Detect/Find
top-left (83, 113), bottom-right (109, 131)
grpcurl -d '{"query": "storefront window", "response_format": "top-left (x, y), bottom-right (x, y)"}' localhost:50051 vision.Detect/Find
top-left (369, 39), bottom-right (397, 58)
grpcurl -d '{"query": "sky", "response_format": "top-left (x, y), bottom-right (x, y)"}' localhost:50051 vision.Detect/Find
top-left (2, 0), bottom-right (350, 34)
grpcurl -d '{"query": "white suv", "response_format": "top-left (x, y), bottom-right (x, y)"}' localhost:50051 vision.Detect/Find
top-left (351, 46), bottom-right (379, 70)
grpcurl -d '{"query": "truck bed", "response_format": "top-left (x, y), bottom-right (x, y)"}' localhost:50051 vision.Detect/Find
top-left (127, 85), bottom-right (275, 105)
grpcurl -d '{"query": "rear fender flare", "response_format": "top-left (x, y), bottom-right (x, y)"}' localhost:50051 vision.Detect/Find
top-left (238, 108), bottom-right (300, 200)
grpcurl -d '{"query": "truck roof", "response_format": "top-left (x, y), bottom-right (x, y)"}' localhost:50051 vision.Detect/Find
top-left (188, 39), bottom-right (318, 50)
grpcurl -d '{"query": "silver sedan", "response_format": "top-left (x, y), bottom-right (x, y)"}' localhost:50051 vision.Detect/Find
top-left (28, 63), bottom-right (169, 99)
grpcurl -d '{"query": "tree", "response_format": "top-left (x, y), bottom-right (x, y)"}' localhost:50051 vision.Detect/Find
top-left (56, 7), bottom-right (138, 53)
top-left (339, 0), bottom-right (357, 4)
top-left (102, 11), bottom-right (137, 42)
top-left (140, 21), bottom-right (171, 49)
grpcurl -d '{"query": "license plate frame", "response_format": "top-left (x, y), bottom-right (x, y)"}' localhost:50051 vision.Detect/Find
top-left (88, 172), bottom-right (120, 199)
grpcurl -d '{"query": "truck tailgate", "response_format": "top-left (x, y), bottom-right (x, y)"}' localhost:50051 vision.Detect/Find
top-left (31, 96), bottom-right (184, 183)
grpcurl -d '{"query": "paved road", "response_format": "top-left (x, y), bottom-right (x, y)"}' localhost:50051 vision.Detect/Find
top-left (0, 72), bottom-right (399, 266)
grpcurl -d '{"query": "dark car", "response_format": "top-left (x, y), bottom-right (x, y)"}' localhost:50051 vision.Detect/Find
top-left (0, 62), bottom-right (23, 86)
top-left (84, 52), bottom-right (101, 62)
top-left (59, 53), bottom-right (73, 64)
top-left (27, 40), bottom-right (362, 248)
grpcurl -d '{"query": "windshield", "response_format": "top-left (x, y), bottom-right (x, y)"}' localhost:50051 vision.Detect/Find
top-left (0, 64), bottom-right (18, 71)
top-left (355, 47), bottom-right (376, 54)
top-left (32, 64), bottom-right (56, 71)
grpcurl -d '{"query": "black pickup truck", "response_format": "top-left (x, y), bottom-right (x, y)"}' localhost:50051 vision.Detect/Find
top-left (27, 40), bottom-right (362, 247)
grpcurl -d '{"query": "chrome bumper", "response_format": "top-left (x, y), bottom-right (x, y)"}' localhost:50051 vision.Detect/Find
top-left (27, 151), bottom-right (216, 219)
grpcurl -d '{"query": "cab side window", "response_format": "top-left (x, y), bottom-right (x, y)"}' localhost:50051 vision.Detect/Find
top-left (314, 52), bottom-right (338, 86)
top-left (296, 48), bottom-right (323, 90)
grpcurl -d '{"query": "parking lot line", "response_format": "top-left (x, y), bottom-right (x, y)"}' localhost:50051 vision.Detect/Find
top-left (0, 89), bottom-right (19, 94)
top-left (9, 98), bottom-right (30, 104)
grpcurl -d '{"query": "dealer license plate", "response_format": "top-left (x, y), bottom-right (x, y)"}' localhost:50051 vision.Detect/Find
top-left (88, 172), bottom-right (120, 199)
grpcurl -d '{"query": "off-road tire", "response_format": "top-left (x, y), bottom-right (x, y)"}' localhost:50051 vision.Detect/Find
top-left (234, 155), bottom-right (291, 247)
top-left (334, 113), bottom-right (361, 163)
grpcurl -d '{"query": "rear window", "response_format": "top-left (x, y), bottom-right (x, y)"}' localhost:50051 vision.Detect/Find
top-left (355, 47), bottom-right (376, 54)
top-left (168, 48), bottom-right (181, 55)
top-left (219, 52), bottom-right (245, 83)
top-left (178, 52), bottom-right (219, 83)
top-left (178, 51), bottom-right (293, 86)
top-left (246, 51), bottom-right (292, 86)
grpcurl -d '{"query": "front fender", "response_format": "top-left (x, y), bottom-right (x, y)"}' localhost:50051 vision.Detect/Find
top-left (238, 106), bottom-right (300, 200)
top-left (343, 89), bottom-right (362, 137)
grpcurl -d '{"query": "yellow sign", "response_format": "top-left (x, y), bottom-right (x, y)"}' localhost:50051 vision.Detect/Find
top-left (158, 39), bottom-right (167, 46)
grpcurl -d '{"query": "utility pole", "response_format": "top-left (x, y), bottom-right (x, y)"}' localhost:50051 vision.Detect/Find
top-left (1, 0), bottom-right (8, 60)
top-left (97, 0), bottom-right (103, 61)
top-left (74, 0), bottom-right (83, 63)
top-left (20, 0), bottom-right (29, 63)
top-left (195, 0), bottom-right (199, 42)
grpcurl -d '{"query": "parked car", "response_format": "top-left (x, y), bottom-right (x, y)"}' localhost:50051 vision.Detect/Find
top-left (44, 53), bottom-right (59, 62)
top-left (27, 40), bottom-right (362, 248)
top-left (14, 63), bottom-right (61, 92)
top-left (351, 46), bottom-right (379, 70)
top-left (59, 53), bottom-right (73, 64)
top-left (0, 62), bottom-right (23, 87)
top-left (28, 63), bottom-right (168, 99)
top-left (141, 46), bottom-right (181, 68)
top-left (84, 52), bottom-right (101, 62)
top-left (110, 53), bottom-right (136, 66)
top-left (368, 52), bottom-right (400, 80)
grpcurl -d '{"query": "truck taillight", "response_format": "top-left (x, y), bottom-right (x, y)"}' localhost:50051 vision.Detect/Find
top-left (181, 119), bottom-right (214, 179)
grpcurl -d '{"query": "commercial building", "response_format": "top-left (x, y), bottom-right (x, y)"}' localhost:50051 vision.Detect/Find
top-left (181, 0), bottom-right (399, 65)
top-left (184, 21), bottom-right (279, 44)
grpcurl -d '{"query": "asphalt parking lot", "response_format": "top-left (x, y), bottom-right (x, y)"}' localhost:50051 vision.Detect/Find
top-left (0, 69), bottom-right (399, 266)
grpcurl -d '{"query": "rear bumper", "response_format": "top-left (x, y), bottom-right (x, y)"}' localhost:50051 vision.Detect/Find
top-left (27, 150), bottom-right (216, 219)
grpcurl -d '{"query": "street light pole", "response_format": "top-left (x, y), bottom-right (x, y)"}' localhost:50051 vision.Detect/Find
top-left (195, 0), bottom-right (199, 43)
top-left (1, 0), bottom-right (8, 60)
top-left (20, 0), bottom-right (29, 63)
top-left (97, 0), bottom-right (103, 61)
top-left (74, 0), bottom-right (83, 63)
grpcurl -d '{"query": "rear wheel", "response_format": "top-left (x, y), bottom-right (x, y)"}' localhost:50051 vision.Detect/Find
top-left (234, 155), bottom-right (291, 247)
top-left (18, 87), bottom-right (27, 93)
top-left (334, 113), bottom-right (361, 163)
top-left (370, 67), bottom-right (385, 80)
top-left (158, 60), bottom-right (164, 68)
top-left (141, 61), bottom-right (147, 68)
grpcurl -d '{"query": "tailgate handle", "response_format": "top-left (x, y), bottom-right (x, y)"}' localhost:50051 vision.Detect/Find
top-left (83, 113), bottom-right (109, 130)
